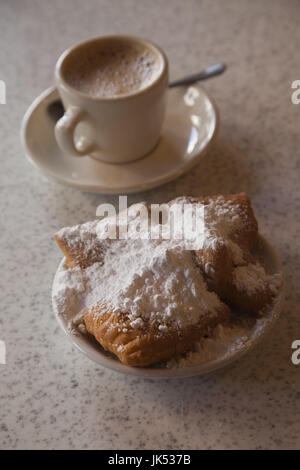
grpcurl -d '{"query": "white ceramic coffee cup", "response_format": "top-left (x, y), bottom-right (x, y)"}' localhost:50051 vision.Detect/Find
top-left (54, 35), bottom-right (169, 164)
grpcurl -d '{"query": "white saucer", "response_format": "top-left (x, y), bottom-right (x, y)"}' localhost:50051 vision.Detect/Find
top-left (21, 86), bottom-right (219, 194)
top-left (52, 235), bottom-right (284, 379)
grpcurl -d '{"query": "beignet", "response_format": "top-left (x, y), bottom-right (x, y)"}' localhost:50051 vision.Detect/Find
top-left (54, 193), bottom-right (280, 366)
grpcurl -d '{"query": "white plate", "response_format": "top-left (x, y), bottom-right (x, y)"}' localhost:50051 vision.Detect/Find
top-left (52, 235), bottom-right (284, 378)
top-left (21, 86), bottom-right (218, 194)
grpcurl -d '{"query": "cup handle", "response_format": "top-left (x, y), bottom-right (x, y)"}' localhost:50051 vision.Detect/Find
top-left (55, 106), bottom-right (94, 157)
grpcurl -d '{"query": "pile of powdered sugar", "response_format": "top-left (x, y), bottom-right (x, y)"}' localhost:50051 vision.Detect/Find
top-left (233, 263), bottom-right (282, 295)
top-left (53, 200), bottom-right (223, 331)
top-left (86, 241), bottom-right (222, 330)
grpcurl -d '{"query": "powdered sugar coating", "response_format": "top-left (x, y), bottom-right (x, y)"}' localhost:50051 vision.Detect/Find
top-left (233, 263), bottom-right (282, 295)
top-left (89, 241), bottom-right (222, 330)
top-left (167, 316), bottom-right (265, 368)
top-left (54, 239), bottom-right (223, 332)
top-left (204, 196), bottom-right (250, 238)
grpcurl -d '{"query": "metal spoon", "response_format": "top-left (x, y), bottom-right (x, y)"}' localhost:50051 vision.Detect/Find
top-left (168, 62), bottom-right (226, 88)
top-left (47, 62), bottom-right (226, 121)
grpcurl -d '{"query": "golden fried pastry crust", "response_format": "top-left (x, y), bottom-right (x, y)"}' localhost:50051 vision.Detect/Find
top-left (84, 303), bottom-right (230, 367)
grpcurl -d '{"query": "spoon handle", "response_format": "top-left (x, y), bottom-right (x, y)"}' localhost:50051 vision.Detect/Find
top-left (168, 62), bottom-right (226, 88)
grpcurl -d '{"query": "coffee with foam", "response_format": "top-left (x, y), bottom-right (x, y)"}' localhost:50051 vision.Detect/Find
top-left (63, 39), bottom-right (162, 98)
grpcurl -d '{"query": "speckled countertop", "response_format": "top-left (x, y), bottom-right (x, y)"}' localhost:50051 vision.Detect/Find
top-left (1, 0), bottom-right (300, 450)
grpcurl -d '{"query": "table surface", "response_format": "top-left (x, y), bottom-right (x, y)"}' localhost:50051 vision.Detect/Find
top-left (1, 0), bottom-right (300, 450)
